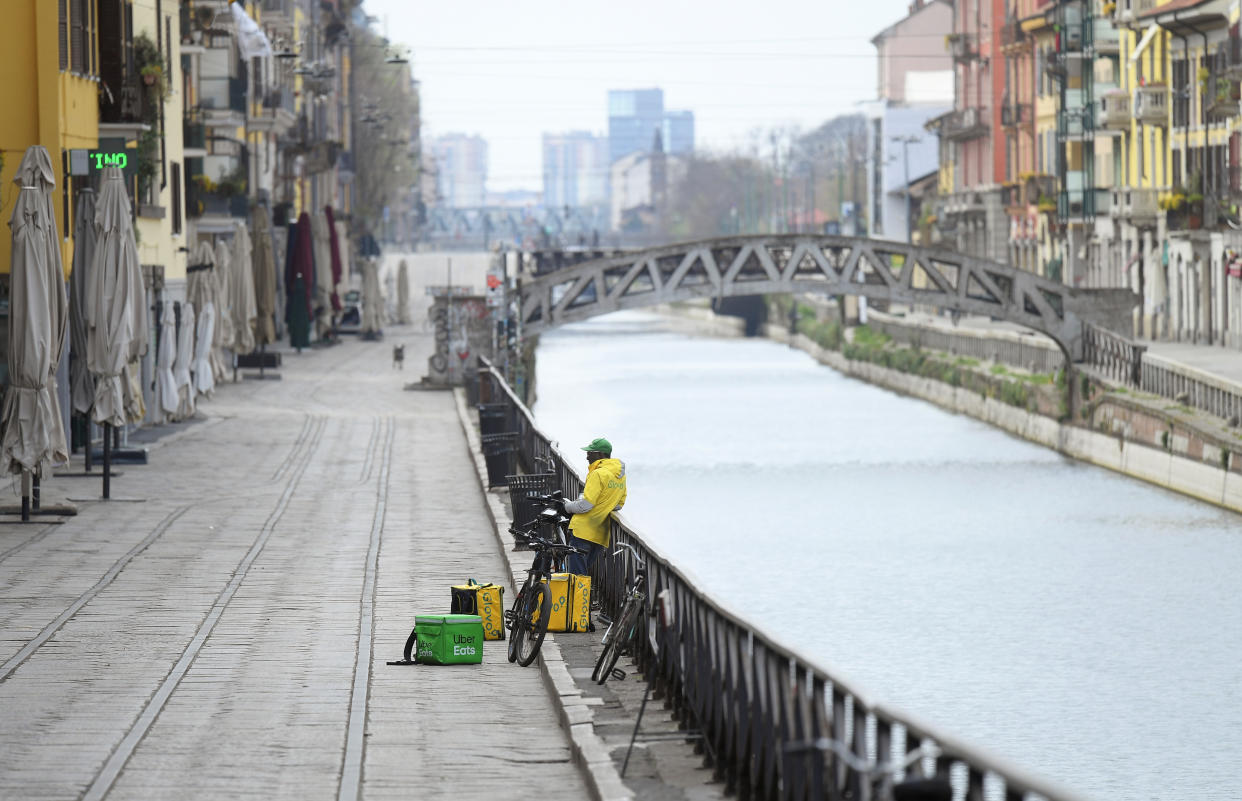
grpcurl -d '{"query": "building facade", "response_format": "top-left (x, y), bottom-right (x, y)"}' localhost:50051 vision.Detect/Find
top-left (542, 131), bottom-right (609, 209)
top-left (429, 133), bottom-right (488, 208)
top-left (867, 0), bottom-right (954, 244)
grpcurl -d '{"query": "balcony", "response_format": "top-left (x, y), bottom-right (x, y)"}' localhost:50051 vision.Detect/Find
top-left (183, 112), bottom-right (206, 155)
top-left (1114, 187), bottom-right (1159, 223)
top-left (1001, 102), bottom-right (1032, 128)
top-left (947, 33), bottom-right (978, 63)
top-left (1094, 18), bottom-right (1120, 53)
top-left (940, 107), bottom-right (989, 141)
top-left (1205, 76), bottom-right (1240, 119)
top-left (199, 75), bottom-right (247, 129)
top-left (1112, 0), bottom-right (1135, 24)
top-left (99, 73), bottom-right (146, 127)
top-left (1001, 18), bottom-right (1025, 49)
top-left (1100, 90), bottom-right (1130, 129)
top-left (247, 86), bottom-right (297, 133)
top-left (1058, 186), bottom-right (1110, 221)
top-left (186, 182), bottom-right (249, 219)
top-left (1132, 84), bottom-right (1168, 124)
top-left (1230, 32), bottom-right (1242, 79)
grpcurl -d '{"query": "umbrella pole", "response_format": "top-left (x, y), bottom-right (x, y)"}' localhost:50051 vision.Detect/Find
top-left (83, 416), bottom-right (93, 472)
top-left (103, 423), bottom-right (112, 500)
top-left (21, 472), bottom-right (30, 522)
top-left (32, 474), bottom-right (40, 512)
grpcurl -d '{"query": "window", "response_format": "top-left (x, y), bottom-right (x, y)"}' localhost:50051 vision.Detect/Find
top-left (171, 163), bottom-right (182, 234)
top-left (69, 0), bottom-right (90, 74)
top-left (1172, 60), bottom-right (1189, 127)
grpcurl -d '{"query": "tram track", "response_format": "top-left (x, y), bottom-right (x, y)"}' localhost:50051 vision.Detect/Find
top-left (74, 414), bottom-right (329, 801)
top-left (337, 415), bottom-right (394, 801)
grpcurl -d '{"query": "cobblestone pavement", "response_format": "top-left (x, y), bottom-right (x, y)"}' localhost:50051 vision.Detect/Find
top-left (0, 327), bottom-right (587, 800)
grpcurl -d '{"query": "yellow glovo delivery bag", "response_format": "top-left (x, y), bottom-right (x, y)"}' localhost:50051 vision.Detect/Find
top-left (450, 579), bottom-right (506, 641)
top-left (542, 573), bottom-right (592, 633)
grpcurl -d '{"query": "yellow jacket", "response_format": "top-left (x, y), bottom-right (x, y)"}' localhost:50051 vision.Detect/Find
top-left (567, 458), bottom-right (627, 547)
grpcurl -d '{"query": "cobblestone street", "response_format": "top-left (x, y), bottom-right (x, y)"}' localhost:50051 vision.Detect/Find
top-left (0, 328), bottom-right (587, 800)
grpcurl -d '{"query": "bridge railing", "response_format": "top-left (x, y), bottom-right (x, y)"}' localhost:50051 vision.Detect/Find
top-left (866, 311), bottom-right (1064, 375)
top-left (1140, 351), bottom-right (1242, 421)
top-left (476, 355), bottom-right (1088, 801)
top-left (1082, 323), bottom-right (1145, 388)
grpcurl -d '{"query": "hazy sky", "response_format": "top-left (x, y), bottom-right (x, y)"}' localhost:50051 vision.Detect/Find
top-left (361, 0), bottom-right (922, 192)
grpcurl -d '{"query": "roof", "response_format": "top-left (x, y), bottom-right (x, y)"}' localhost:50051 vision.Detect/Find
top-left (871, 0), bottom-right (951, 45)
top-left (1138, 0), bottom-right (1228, 21)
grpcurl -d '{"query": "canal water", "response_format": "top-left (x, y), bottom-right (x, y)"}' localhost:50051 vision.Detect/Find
top-left (533, 311), bottom-right (1242, 801)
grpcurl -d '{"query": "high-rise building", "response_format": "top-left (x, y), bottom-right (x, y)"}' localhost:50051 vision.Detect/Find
top-left (662, 110), bottom-right (695, 155)
top-left (608, 88), bottom-right (665, 163)
top-left (429, 134), bottom-right (488, 207)
top-left (542, 131), bottom-right (610, 208)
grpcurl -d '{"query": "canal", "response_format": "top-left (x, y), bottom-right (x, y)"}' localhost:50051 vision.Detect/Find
top-left (533, 310), bottom-right (1242, 801)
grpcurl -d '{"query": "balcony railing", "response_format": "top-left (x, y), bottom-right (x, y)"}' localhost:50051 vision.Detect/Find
top-left (1001, 103), bottom-right (1032, 127)
top-left (99, 73), bottom-right (145, 125)
top-left (1133, 84), bottom-right (1168, 124)
top-left (947, 32), bottom-right (977, 62)
top-left (1230, 33), bottom-right (1242, 78)
top-left (183, 113), bottom-right (206, 150)
top-left (186, 181), bottom-right (249, 219)
top-left (1100, 90), bottom-right (1131, 129)
top-left (1001, 18), bottom-right (1025, 47)
top-left (940, 107), bottom-right (989, 141)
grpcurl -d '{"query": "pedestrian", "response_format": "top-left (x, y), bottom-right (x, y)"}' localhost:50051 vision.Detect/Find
top-left (562, 437), bottom-right (627, 575)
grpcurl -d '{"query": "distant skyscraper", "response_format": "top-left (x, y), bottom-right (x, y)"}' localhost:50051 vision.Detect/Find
top-left (429, 133), bottom-right (488, 207)
top-left (542, 132), bottom-right (610, 209)
top-left (662, 110), bottom-right (694, 155)
top-left (608, 88), bottom-right (664, 163)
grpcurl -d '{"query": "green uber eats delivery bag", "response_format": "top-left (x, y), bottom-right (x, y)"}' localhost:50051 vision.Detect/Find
top-left (400, 615), bottom-right (485, 665)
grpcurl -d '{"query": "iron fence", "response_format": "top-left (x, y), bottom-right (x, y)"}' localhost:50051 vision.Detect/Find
top-left (1140, 352), bottom-right (1242, 421)
top-left (1082, 323), bottom-right (1145, 387)
top-left (475, 355), bottom-right (1088, 801)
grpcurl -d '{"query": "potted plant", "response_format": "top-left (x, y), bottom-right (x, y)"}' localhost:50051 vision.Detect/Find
top-left (1037, 194), bottom-right (1057, 213)
top-left (1186, 191), bottom-right (1204, 228)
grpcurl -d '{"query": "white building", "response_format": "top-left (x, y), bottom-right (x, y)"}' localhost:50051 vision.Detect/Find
top-left (429, 133), bottom-right (488, 208)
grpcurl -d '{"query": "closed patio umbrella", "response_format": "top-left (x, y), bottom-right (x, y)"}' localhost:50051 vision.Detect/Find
top-left (324, 205), bottom-right (344, 312)
top-left (174, 302), bottom-right (196, 419)
top-left (187, 242), bottom-right (217, 388)
top-left (192, 294), bottom-right (216, 397)
top-left (231, 220), bottom-right (256, 355)
top-left (272, 222), bottom-right (288, 340)
top-left (87, 165), bottom-right (138, 431)
top-left (2, 146), bottom-right (70, 514)
top-left (212, 240), bottom-right (232, 381)
top-left (69, 188), bottom-right (96, 416)
top-left (153, 301), bottom-right (178, 423)
top-left (310, 209), bottom-right (333, 339)
top-left (397, 260), bottom-right (410, 324)
top-left (123, 219), bottom-right (148, 425)
top-left (361, 257), bottom-right (383, 338)
top-left (334, 218), bottom-right (351, 295)
top-left (285, 214), bottom-right (313, 350)
top-left (251, 206), bottom-right (277, 346)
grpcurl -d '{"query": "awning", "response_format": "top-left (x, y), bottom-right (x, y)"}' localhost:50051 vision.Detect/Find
top-left (1131, 24), bottom-right (1160, 61)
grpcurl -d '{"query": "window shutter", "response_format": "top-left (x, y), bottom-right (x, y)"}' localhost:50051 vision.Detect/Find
top-left (59, 0), bottom-right (68, 71)
top-left (70, 0), bottom-right (86, 73)
top-left (172, 162), bottom-right (182, 234)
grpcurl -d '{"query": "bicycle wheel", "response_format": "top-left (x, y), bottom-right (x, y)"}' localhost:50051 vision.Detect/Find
top-left (593, 601), bottom-right (638, 684)
top-left (506, 586), bottom-right (529, 663)
top-left (515, 582), bottom-right (550, 667)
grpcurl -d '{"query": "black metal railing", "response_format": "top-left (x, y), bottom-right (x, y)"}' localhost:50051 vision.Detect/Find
top-left (1083, 322), bottom-right (1145, 387)
top-left (475, 355), bottom-right (1090, 801)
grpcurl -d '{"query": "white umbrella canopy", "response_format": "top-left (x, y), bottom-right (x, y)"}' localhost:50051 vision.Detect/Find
top-left (311, 210), bottom-right (333, 338)
top-left (154, 301), bottom-right (178, 423)
top-left (250, 206), bottom-right (278, 346)
top-left (397, 260), bottom-right (410, 324)
top-left (361, 258), bottom-right (383, 336)
top-left (230, 221), bottom-right (257, 355)
top-left (187, 243), bottom-right (218, 386)
top-left (123, 211), bottom-right (149, 424)
top-left (334, 219), bottom-right (351, 297)
top-left (174, 302), bottom-right (196, 419)
top-left (1, 146), bottom-right (70, 476)
top-left (212, 240), bottom-right (232, 381)
top-left (69, 188), bottom-right (96, 415)
top-left (192, 298), bottom-right (216, 397)
top-left (86, 167), bottom-right (138, 428)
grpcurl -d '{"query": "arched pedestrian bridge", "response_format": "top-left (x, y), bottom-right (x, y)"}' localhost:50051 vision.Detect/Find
top-left (518, 235), bottom-right (1138, 362)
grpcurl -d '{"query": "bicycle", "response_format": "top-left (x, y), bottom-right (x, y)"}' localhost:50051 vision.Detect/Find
top-left (783, 737), bottom-right (952, 801)
top-left (592, 542), bottom-right (647, 684)
top-left (505, 496), bottom-right (583, 667)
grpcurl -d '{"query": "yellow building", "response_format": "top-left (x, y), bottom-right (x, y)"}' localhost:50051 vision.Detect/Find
top-left (0, 1), bottom-right (100, 277)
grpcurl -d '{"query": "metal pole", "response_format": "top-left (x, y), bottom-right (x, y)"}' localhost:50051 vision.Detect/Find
top-left (103, 422), bottom-right (112, 500)
top-left (21, 472), bottom-right (30, 522)
top-left (83, 416), bottom-right (93, 472)
top-left (32, 474), bottom-right (40, 512)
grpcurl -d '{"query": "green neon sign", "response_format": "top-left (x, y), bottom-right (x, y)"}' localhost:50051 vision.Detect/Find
top-left (91, 152), bottom-right (128, 169)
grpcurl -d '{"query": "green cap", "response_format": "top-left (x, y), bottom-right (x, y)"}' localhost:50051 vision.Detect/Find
top-left (580, 437), bottom-right (612, 455)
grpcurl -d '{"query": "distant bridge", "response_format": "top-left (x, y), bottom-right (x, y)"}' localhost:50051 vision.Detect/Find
top-left (518, 235), bottom-right (1139, 361)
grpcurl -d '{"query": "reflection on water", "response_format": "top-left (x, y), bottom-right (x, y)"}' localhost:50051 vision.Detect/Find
top-left (534, 311), bottom-right (1242, 801)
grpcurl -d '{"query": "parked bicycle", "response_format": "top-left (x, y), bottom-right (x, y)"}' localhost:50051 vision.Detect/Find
top-left (783, 737), bottom-right (951, 801)
top-left (592, 542), bottom-right (648, 684)
top-left (505, 494), bottom-right (583, 667)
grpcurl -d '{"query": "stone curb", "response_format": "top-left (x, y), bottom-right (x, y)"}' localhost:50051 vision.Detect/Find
top-left (452, 388), bottom-right (634, 801)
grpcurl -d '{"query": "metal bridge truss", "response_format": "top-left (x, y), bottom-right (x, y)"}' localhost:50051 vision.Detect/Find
top-left (518, 235), bottom-right (1138, 360)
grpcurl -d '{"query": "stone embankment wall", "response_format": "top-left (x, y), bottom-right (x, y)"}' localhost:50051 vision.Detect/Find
top-left (653, 302), bottom-right (1242, 514)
